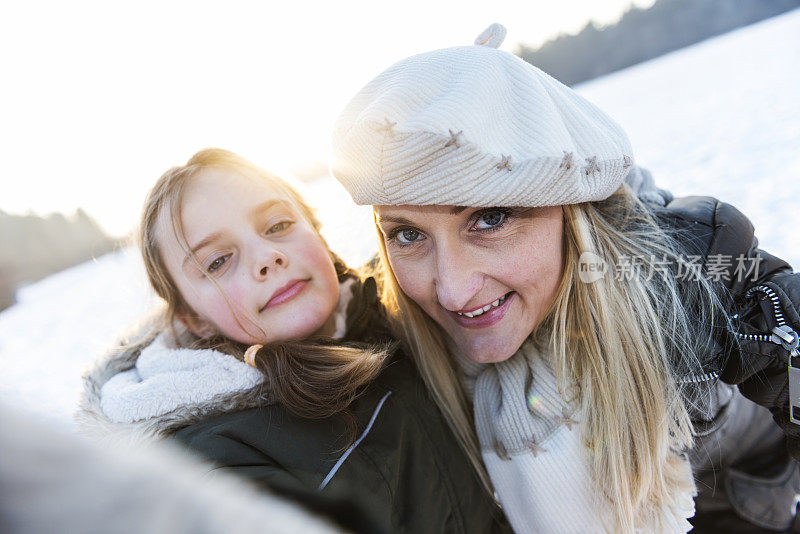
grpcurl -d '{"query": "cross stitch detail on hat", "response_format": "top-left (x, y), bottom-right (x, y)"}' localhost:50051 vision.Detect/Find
top-left (331, 24), bottom-right (634, 207)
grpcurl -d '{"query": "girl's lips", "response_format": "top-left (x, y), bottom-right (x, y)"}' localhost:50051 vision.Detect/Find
top-left (262, 279), bottom-right (308, 310)
top-left (450, 292), bottom-right (515, 329)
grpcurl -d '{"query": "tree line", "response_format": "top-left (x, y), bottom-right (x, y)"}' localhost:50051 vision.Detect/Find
top-left (517, 0), bottom-right (800, 86)
top-left (0, 209), bottom-right (120, 310)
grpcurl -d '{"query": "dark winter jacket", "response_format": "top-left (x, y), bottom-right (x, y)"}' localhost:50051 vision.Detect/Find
top-left (77, 278), bottom-right (510, 534)
top-left (173, 351), bottom-right (508, 534)
top-left (652, 195), bottom-right (800, 532)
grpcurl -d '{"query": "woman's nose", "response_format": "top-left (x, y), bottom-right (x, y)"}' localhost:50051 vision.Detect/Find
top-left (253, 247), bottom-right (288, 279)
top-left (433, 248), bottom-right (483, 312)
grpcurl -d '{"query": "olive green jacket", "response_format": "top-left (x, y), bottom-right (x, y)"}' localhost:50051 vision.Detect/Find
top-left (173, 350), bottom-right (508, 534)
top-left (77, 278), bottom-right (510, 534)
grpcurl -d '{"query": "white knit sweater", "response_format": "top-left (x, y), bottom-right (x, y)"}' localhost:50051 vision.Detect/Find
top-left (459, 339), bottom-right (696, 534)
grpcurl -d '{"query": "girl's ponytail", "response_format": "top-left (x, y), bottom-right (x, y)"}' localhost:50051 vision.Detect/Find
top-left (252, 339), bottom-right (386, 419)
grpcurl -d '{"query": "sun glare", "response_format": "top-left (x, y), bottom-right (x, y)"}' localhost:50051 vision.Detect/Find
top-left (0, 0), bottom-right (655, 237)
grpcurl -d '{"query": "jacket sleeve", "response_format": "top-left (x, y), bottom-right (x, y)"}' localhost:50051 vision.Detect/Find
top-left (172, 429), bottom-right (388, 534)
top-left (723, 262), bottom-right (800, 460)
top-left (181, 432), bottom-right (306, 489)
top-left (697, 199), bottom-right (800, 460)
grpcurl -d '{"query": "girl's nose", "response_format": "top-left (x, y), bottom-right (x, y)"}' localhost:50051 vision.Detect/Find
top-left (433, 249), bottom-right (483, 312)
top-left (253, 248), bottom-right (288, 279)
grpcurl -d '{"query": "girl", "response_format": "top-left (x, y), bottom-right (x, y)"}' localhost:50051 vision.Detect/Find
top-left (330, 24), bottom-right (800, 533)
top-left (77, 148), bottom-right (510, 534)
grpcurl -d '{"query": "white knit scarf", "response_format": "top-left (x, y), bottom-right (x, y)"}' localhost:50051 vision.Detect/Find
top-left (460, 338), bottom-right (696, 534)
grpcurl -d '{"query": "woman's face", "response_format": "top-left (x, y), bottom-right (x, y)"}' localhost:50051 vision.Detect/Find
top-left (375, 205), bottom-right (564, 363)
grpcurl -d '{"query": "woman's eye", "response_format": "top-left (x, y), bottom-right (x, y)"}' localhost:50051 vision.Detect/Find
top-left (266, 220), bottom-right (293, 234)
top-left (391, 228), bottom-right (424, 246)
top-left (206, 254), bottom-right (231, 273)
top-left (473, 210), bottom-right (507, 230)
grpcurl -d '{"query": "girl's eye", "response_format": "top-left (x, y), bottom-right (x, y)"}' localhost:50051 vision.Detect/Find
top-left (389, 228), bottom-right (425, 246)
top-left (266, 220), bottom-right (293, 234)
top-left (472, 209), bottom-right (508, 231)
top-left (206, 254), bottom-right (231, 273)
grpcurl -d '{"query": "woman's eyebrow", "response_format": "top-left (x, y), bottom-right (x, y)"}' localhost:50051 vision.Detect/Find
top-left (376, 206), bottom-right (467, 225)
top-left (374, 214), bottom-right (415, 225)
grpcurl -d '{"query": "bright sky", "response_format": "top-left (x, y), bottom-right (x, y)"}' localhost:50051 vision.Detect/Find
top-left (0, 0), bottom-right (653, 236)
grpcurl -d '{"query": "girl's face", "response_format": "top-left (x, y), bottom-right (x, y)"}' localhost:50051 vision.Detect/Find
top-left (375, 205), bottom-right (564, 363)
top-left (160, 168), bottom-right (340, 345)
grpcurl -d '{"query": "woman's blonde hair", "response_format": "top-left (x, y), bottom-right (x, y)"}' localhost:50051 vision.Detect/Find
top-left (377, 184), bottom-right (728, 530)
top-left (140, 148), bottom-right (387, 426)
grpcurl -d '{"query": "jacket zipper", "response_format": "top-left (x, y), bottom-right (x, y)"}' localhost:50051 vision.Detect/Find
top-left (732, 285), bottom-right (800, 355)
top-left (730, 284), bottom-right (800, 425)
top-left (679, 285), bottom-right (800, 384)
top-left (677, 370), bottom-right (721, 384)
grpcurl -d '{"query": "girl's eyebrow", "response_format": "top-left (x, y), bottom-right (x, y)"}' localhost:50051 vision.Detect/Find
top-left (250, 199), bottom-right (291, 220)
top-left (182, 200), bottom-right (293, 267)
top-left (184, 231), bottom-right (224, 267)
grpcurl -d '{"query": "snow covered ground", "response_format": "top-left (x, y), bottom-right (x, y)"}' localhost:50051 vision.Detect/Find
top-left (2, 10), bottom-right (798, 430)
top-left (577, 9), bottom-right (800, 265)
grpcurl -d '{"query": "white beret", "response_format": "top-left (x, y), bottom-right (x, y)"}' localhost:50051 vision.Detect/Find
top-left (331, 24), bottom-right (634, 207)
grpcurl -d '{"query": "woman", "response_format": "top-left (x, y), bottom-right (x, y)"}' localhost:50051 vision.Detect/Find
top-left (331, 24), bottom-right (800, 533)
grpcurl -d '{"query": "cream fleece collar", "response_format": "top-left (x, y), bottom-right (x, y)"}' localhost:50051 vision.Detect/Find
top-left (98, 335), bottom-right (264, 424)
top-left (78, 278), bottom-right (355, 435)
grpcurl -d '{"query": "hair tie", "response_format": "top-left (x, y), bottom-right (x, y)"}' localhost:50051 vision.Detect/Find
top-left (244, 344), bottom-right (262, 367)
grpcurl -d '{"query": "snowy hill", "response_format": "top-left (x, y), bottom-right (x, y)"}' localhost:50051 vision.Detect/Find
top-left (577, 9), bottom-right (800, 265)
top-left (1, 10), bottom-right (798, 429)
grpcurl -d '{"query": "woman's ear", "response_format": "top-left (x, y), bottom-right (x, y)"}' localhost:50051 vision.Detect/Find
top-left (176, 311), bottom-right (216, 338)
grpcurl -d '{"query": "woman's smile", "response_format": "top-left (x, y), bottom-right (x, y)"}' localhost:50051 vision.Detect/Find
top-left (449, 292), bottom-right (514, 328)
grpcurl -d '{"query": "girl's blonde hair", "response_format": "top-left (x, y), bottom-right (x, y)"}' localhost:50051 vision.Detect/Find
top-left (140, 148), bottom-right (387, 425)
top-left (377, 184), bottom-right (728, 530)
